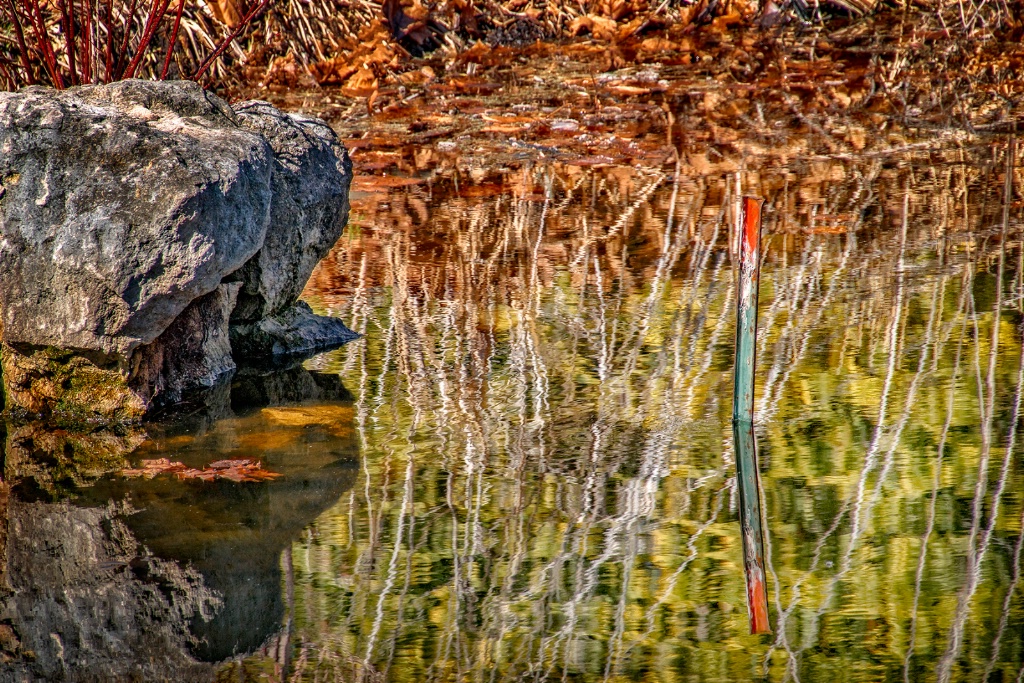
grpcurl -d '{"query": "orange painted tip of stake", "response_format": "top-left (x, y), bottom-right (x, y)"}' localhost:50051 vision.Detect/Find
top-left (741, 196), bottom-right (764, 256)
top-left (747, 571), bottom-right (772, 635)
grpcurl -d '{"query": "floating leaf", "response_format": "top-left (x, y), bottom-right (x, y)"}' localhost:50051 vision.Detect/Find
top-left (121, 457), bottom-right (281, 483)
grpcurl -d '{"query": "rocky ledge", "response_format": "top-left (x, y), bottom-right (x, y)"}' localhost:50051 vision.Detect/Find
top-left (0, 80), bottom-right (357, 423)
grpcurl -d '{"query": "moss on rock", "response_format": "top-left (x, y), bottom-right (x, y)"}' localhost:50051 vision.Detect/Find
top-left (0, 344), bottom-right (146, 425)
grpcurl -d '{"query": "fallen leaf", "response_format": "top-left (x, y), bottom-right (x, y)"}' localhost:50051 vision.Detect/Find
top-left (570, 14), bottom-right (619, 41)
top-left (638, 37), bottom-right (680, 54)
top-left (121, 457), bottom-right (281, 483)
top-left (310, 56), bottom-right (359, 86)
top-left (604, 83), bottom-right (657, 95)
top-left (262, 54), bottom-right (320, 89)
top-left (481, 124), bottom-right (524, 134)
top-left (341, 68), bottom-right (379, 98)
top-left (397, 65), bottom-right (437, 84)
top-left (208, 459), bottom-right (242, 469)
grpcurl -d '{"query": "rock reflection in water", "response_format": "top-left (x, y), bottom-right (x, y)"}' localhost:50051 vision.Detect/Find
top-left (0, 361), bottom-right (358, 681)
top-left (294, 139), bottom-right (1024, 682)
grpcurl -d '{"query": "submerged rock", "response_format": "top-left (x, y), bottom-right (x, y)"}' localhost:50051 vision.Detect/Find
top-left (0, 81), bottom-right (355, 422)
top-left (230, 300), bottom-right (359, 357)
top-left (0, 362), bottom-right (360, 674)
top-left (3, 422), bottom-right (147, 494)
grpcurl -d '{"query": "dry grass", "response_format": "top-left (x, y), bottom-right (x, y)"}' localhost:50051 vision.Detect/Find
top-left (2, 0), bottom-right (1021, 92)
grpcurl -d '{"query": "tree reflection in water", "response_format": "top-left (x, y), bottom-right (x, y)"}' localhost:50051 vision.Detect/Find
top-left (298, 138), bottom-right (1024, 683)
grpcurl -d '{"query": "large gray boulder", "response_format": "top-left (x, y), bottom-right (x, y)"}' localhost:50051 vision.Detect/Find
top-left (0, 79), bottom-right (273, 360)
top-left (0, 80), bottom-right (355, 423)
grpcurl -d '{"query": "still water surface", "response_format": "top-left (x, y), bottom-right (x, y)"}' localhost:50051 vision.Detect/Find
top-left (5, 136), bottom-right (1024, 682)
top-left (296, 139), bottom-right (1024, 682)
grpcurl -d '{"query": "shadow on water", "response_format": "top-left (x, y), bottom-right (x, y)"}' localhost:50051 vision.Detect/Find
top-left (0, 359), bottom-right (359, 681)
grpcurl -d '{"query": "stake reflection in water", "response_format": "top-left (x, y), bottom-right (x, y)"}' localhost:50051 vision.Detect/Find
top-left (732, 196), bottom-right (771, 635)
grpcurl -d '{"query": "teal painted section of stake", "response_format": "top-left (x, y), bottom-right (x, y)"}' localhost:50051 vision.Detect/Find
top-left (733, 197), bottom-right (761, 423)
top-left (733, 196), bottom-right (771, 634)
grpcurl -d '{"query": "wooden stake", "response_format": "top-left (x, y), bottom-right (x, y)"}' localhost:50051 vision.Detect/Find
top-left (733, 196), bottom-right (771, 635)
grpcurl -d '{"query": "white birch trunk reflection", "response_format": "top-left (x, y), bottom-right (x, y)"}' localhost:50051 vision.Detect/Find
top-left (288, 141), bottom-right (1024, 682)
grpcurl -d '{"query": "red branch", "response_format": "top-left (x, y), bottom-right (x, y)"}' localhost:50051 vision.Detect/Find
top-left (3, 0), bottom-right (37, 85)
top-left (81, 0), bottom-right (94, 83)
top-left (24, 0), bottom-right (65, 88)
top-left (123, 0), bottom-right (173, 79)
top-left (2, 0), bottom-right (270, 89)
top-left (113, 0), bottom-right (140, 79)
top-left (192, 0), bottom-right (270, 80)
top-left (160, 0), bottom-right (186, 78)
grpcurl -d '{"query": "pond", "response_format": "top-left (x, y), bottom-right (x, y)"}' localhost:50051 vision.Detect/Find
top-left (1, 125), bottom-right (1022, 681)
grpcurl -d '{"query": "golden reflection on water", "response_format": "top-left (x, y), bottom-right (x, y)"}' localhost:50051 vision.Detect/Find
top-left (296, 141), bottom-right (1024, 682)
